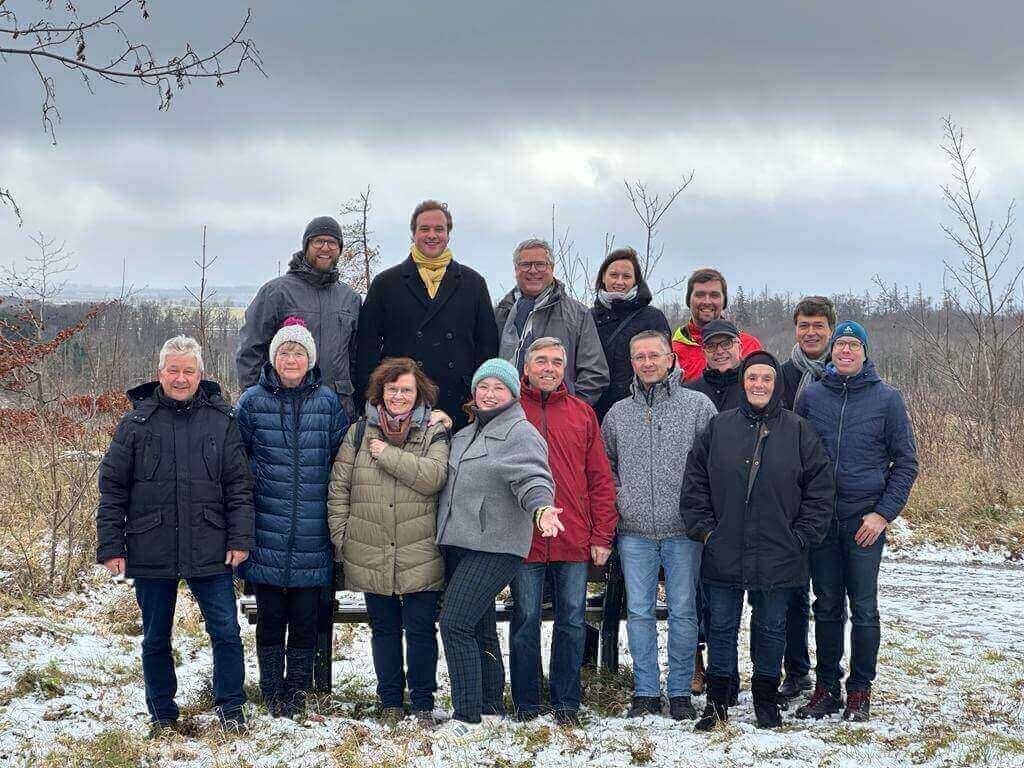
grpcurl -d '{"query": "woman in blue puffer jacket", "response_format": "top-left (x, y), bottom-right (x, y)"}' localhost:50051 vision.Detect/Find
top-left (236, 317), bottom-right (348, 717)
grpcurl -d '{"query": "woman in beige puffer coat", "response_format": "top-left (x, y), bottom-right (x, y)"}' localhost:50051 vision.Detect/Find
top-left (328, 357), bottom-right (449, 723)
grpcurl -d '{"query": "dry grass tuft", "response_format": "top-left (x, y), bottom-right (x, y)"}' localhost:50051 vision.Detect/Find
top-left (42, 728), bottom-right (149, 768)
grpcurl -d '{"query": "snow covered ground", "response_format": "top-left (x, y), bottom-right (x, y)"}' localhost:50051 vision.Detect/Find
top-left (0, 546), bottom-right (1021, 767)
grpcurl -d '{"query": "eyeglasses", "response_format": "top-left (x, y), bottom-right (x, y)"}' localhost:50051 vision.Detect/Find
top-left (833, 340), bottom-right (864, 352)
top-left (383, 385), bottom-right (416, 397)
top-left (631, 352), bottom-right (671, 363)
top-left (517, 261), bottom-right (552, 273)
top-left (702, 338), bottom-right (737, 353)
top-left (310, 237), bottom-right (340, 250)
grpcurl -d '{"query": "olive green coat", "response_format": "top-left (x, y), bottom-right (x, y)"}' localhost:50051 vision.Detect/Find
top-left (327, 417), bottom-right (449, 595)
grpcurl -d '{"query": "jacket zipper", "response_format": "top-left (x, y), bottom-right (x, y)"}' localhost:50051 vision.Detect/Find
top-left (833, 383), bottom-right (849, 518)
top-left (284, 396), bottom-right (302, 586)
top-left (541, 397), bottom-right (551, 563)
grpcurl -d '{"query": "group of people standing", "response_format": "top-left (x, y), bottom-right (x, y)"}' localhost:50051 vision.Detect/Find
top-left (95, 199), bottom-right (918, 743)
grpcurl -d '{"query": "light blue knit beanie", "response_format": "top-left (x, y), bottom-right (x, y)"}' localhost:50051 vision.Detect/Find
top-left (471, 358), bottom-right (521, 399)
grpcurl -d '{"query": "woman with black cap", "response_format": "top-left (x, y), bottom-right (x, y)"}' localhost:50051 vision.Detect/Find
top-left (681, 351), bottom-right (834, 730)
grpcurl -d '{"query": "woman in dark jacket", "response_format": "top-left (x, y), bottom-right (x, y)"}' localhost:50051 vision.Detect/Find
top-left (681, 351), bottom-right (834, 731)
top-left (590, 247), bottom-right (672, 423)
top-left (236, 318), bottom-right (348, 717)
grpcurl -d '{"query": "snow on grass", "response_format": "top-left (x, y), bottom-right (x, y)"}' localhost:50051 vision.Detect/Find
top-left (0, 552), bottom-right (1022, 767)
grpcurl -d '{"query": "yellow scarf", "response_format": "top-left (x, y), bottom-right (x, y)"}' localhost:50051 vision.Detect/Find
top-left (411, 245), bottom-right (453, 298)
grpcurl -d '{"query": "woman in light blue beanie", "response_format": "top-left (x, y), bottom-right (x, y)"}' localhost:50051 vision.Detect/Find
top-left (433, 358), bottom-right (563, 740)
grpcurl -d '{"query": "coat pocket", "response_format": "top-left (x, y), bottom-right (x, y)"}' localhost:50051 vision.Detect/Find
top-left (139, 434), bottom-right (162, 480)
top-left (202, 434), bottom-right (220, 480)
top-left (193, 506), bottom-right (229, 568)
top-left (125, 510), bottom-right (172, 568)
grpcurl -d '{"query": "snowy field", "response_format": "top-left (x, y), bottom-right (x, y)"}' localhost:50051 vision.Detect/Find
top-left (0, 545), bottom-right (1021, 767)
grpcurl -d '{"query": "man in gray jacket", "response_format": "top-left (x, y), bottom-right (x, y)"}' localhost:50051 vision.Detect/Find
top-left (495, 238), bottom-right (609, 406)
top-left (601, 330), bottom-right (716, 721)
top-left (236, 216), bottom-right (361, 413)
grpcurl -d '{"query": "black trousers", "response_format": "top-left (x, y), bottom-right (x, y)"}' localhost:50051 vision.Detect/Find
top-left (254, 583), bottom-right (319, 650)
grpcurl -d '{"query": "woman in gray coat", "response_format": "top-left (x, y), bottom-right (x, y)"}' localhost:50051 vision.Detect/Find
top-left (433, 358), bottom-right (563, 742)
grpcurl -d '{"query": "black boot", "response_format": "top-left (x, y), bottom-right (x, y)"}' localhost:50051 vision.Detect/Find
top-left (694, 674), bottom-right (730, 731)
top-left (778, 672), bottom-right (813, 702)
top-left (257, 644), bottom-right (286, 717)
top-left (751, 674), bottom-right (783, 729)
top-left (282, 647), bottom-right (316, 718)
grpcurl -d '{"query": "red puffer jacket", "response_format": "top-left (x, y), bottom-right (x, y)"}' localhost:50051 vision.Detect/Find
top-left (519, 380), bottom-right (618, 563)
top-left (672, 320), bottom-right (762, 382)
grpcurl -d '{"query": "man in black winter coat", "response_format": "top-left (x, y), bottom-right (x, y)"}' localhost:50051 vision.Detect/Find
top-left (97, 336), bottom-right (255, 734)
top-left (683, 318), bottom-right (744, 412)
top-left (682, 351), bottom-right (834, 731)
top-left (356, 200), bottom-right (498, 429)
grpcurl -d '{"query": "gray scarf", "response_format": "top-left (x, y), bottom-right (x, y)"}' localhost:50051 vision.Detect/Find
top-left (790, 343), bottom-right (829, 404)
top-left (597, 285), bottom-right (639, 309)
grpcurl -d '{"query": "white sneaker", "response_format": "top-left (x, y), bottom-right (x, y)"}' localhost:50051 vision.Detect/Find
top-left (432, 718), bottom-right (485, 746)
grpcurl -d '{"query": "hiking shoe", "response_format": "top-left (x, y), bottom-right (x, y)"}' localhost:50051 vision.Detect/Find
top-left (778, 672), bottom-right (813, 701)
top-left (433, 718), bottom-right (484, 746)
top-left (626, 696), bottom-right (662, 717)
top-left (146, 720), bottom-right (178, 739)
top-left (554, 710), bottom-right (582, 727)
top-left (669, 696), bottom-right (697, 721)
top-left (413, 709), bottom-right (442, 727)
top-left (215, 707), bottom-right (247, 735)
top-left (379, 706), bottom-right (405, 726)
top-left (691, 648), bottom-right (707, 695)
top-left (843, 690), bottom-right (872, 722)
top-left (795, 686), bottom-right (843, 720)
top-left (514, 708), bottom-right (541, 722)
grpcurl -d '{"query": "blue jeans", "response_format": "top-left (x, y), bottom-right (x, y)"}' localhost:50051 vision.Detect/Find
top-left (618, 535), bottom-right (701, 698)
top-left (704, 584), bottom-right (792, 679)
top-left (810, 516), bottom-right (886, 693)
top-left (509, 561), bottom-right (589, 714)
top-left (134, 574), bottom-right (246, 722)
top-left (747, 581), bottom-right (812, 678)
top-left (364, 591), bottom-right (441, 711)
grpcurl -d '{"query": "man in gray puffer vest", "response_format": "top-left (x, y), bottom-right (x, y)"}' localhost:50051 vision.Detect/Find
top-left (601, 330), bottom-right (716, 721)
top-left (495, 237), bottom-right (609, 406)
top-left (237, 217), bottom-right (361, 415)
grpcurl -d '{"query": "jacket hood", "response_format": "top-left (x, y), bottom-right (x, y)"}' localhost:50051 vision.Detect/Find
top-left (126, 380), bottom-right (229, 417)
top-left (703, 364), bottom-right (740, 388)
top-left (287, 251), bottom-right (340, 288)
top-left (739, 350), bottom-right (784, 419)
top-left (822, 358), bottom-right (881, 391)
top-left (520, 378), bottom-right (569, 405)
top-left (257, 360), bottom-right (323, 395)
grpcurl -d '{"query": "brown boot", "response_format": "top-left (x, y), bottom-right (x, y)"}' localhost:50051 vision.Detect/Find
top-left (691, 647), bottom-right (707, 696)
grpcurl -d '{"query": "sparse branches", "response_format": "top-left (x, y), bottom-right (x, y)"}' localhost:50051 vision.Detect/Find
top-left (1, 186), bottom-right (22, 226)
top-left (338, 186), bottom-right (379, 293)
top-left (549, 204), bottom-right (591, 303)
top-left (0, 2), bottom-right (265, 144)
top-left (623, 174), bottom-right (694, 295)
top-left (185, 225), bottom-right (217, 354)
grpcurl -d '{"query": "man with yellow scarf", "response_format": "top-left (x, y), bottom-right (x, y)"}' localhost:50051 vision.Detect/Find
top-left (357, 200), bottom-right (499, 430)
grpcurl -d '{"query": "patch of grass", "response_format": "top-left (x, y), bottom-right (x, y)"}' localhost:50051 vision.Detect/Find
top-left (906, 723), bottom-right (959, 762)
top-left (311, 674), bottom-right (377, 719)
top-left (826, 725), bottom-right (875, 747)
top-left (981, 649), bottom-right (1005, 663)
top-left (2, 660), bottom-right (68, 702)
top-left (43, 729), bottom-right (148, 768)
top-left (581, 665), bottom-right (634, 717)
top-left (521, 725), bottom-right (552, 755)
top-left (628, 734), bottom-right (655, 765)
top-left (180, 678), bottom-right (216, 717)
top-left (329, 723), bottom-right (374, 766)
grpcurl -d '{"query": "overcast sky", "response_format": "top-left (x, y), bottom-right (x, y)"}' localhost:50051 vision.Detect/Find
top-left (2, 0), bottom-right (1023, 302)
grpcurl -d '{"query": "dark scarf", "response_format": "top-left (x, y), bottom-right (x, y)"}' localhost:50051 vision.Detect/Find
top-left (471, 399), bottom-right (517, 427)
top-left (376, 404), bottom-right (414, 446)
top-left (789, 343), bottom-right (829, 405)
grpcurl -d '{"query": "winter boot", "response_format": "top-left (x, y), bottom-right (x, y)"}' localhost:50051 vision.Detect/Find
top-left (257, 644), bottom-right (286, 717)
top-left (751, 674), bottom-right (783, 729)
top-left (691, 647), bottom-right (707, 695)
top-left (842, 689), bottom-right (872, 722)
top-left (669, 696), bottom-right (697, 720)
top-left (282, 647), bottom-right (316, 718)
top-left (795, 685), bottom-right (844, 719)
top-left (694, 674), bottom-right (730, 731)
top-left (626, 696), bottom-right (662, 717)
top-left (778, 672), bottom-right (813, 703)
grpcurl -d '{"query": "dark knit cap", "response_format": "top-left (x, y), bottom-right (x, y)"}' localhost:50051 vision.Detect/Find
top-left (831, 320), bottom-right (869, 355)
top-left (302, 216), bottom-right (344, 252)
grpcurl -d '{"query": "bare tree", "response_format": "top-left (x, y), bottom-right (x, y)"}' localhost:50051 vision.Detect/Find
top-left (339, 186), bottom-right (380, 293)
top-left (0, 187), bottom-right (21, 226)
top-left (185, 225), bottom-right (217, 355)
top-left (1, 0), bottom-right (264, 221)
top-left (548, 204), bottom-right (592, 302)
top-left (2, 231), bottom-right (76, 345)
top-left (624, 174), bottom-right (694, 295)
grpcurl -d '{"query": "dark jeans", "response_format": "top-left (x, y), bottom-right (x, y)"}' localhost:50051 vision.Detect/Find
top-left (810, 516), bottom-right (885, 694)
top-left (253, 583), bottom-right (319, 650)
top-left (509, 560), bottom-right (588, 714)
top-left (134, 574), bottom-right (245, 723)
top-left (364, 591), bottom-right (441, 711)
top-left (704, 583), bottom-right (792, 680)
top-left (748, 581), bottom-right (812, 678)
top-left (698, 582), bottom-right (742, 692)
top-left (439, 546), bottom-right (522, 724)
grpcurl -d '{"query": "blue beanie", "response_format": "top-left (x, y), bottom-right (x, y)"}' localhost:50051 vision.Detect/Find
top-left (831, 320), bottom-right (869, 354)
top-left (471, 358), bottom-right (521, 399)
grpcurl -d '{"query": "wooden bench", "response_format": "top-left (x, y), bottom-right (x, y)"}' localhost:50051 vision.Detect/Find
top-left (239, 549), bottom-right (665, 692)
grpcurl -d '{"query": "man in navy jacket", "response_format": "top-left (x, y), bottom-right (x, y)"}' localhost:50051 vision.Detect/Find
top-left (794, 320), bottom-right (918, 723)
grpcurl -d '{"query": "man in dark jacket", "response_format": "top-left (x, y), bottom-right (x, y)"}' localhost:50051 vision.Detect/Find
top-left (776, 295), bottom-right (836, 702)
top-left (495, 238), bottom-right (609, 406)
top-left (795, 321), bottom-right (919, 723)
top-left (236, 216), bottom-right (362, 414)
top-left (511, 337), bottom-right (618, 726)
top-left (97, 336), bottom-right (255, 734)
top-left (682, 351), bottom-right (834, 730)
top-left (356, 200), bottom-right (498, 430)
top-left (683, 318), bottom-right (744, 411)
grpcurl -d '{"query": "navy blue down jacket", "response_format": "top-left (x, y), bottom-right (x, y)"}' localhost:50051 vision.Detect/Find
top-left (796, 360), bottom-right (918, 523)
top-left (236, 363), bottom-right (348, 587)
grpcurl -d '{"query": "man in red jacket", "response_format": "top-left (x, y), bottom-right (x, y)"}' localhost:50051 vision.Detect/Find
top-left (510, 336), bottom-right (618, 726)
top-left (671, 268), bottom-right (762, 381)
